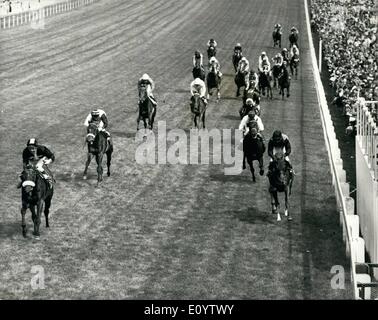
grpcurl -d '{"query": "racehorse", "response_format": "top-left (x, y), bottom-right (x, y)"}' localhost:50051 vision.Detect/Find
top-left (258, 67), bottom-right (273, 99)
top-left (192, 65), bottom-right (205, 81)
top-left (20, 162), bottom-right (54, 238)
top-left (206, 64), bottom-right (221, 101)
top-left (277, 64), bottom-right (291, 99)
top-left (267, 152), bottom-right (294, 221)
top-left (190, 93), bottom-right (207, 129)
top-left (232, 51), bottom-right (242, 72)
top-left (289, 54), bottom-right (299, 80)
top-left (289, 33), bottom-right (298, 48)
top-left (83, 123), bottom-right (113, 184)
top-left (137, 85), bottom-right (156, 131)
top-left (272, 29), bottom-right (282, 48)
top-left (235, 70), bottom-right (248, 97)
top-left (242, 127), bottom-right (266, 182)
top-left (272, 64), bottom-right (282, 89)
top-left (207, 45), bottom-right (216, 60)
top-left (242, 86), bottom-right (261, 116)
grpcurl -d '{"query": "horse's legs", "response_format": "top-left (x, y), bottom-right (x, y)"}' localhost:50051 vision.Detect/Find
top-left (106, 149), bottom-right (112, 177)
top-left (96, 154), bottom-right (104, 183)
top-left (44, 195), bottom-right (52, 228)
top-left (137, 115), bottom-right (140, 131)
top-left (83, 153), bottom-right (94, 179)
top-left (236, 86), bottom-right (240, 97)
top-left (248, 158), bottom-right (255, 182)
top-left (32, 201), bottom-right (43, 237)
top-left (270, 191), bottom-right (277, 214)
top-left (201, 111), bottom-right (206, 129)
top-left (287, 85), bottom-right (290, 98)
top-left (21, 206), bottom-right (27, 237)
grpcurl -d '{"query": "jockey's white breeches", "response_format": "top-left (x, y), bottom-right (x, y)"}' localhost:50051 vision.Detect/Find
top-left (35, 157), bottom-right (51, 173)
top-left (270, 147), bottom-right (290, 162)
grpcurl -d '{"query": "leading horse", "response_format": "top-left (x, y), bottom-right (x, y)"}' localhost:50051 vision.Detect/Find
top-left (272, 29), bottom-right (282, 48)
top-left (137, 85), bottom-right (156, 131)
top-left (190, 93), bottom-right (207, 129)
top-left (207, 45), bottom-right (216, 60)
top-left (20, 162), bottom-right (54, 238)
top-left (267, 152), bottom-right (294, 221)
top-left (242, 127), bottom-right (266, 182)
top-left (83, 123), bottom-right (113, 184)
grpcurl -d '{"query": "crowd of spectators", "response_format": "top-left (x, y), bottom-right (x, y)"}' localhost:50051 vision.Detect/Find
top-left (0, 1), bottom-right (61, 15)
top-left (310, 0), bottom-right (378, 131)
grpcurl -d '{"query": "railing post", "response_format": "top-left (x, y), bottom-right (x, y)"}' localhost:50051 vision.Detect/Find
top-left (319, 39), bottom-right (322, 73)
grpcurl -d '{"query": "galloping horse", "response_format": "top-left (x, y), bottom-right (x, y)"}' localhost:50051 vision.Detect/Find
top-left (207, 45), bottom-right (216, 60)
top-left (272, 29), bottom-right (282, 48)
top-left (242, 127), bottom-right (266, 182)
top-left (272, 64), bottom-right (282, 89)
top-left (232, 51), bottom-right (242, 72)
top-left (267, 152), bottom-right (294, 221)
top-left (206, 64), bottom-right (221, 101)
top-left (137, 85), bottom-right (156, 131)
top-left (258, 67), bottom-right (273, 99)
top-left (20, 162), bottom-right (54, 238)
top-left (192, 65), bottom-right (205, 81)
top-left (235, 70), bottom-right (248, 97)
top-left (83, 123), bottom-right (113, 184)
top-left (289, 33), bottom-right (298, 48)
top-left (289, 54), bottom-right (300, 80)
top-left (190, 93), bottom-right (207, 129)
top-left (277, 64), bottom-right (291, 99)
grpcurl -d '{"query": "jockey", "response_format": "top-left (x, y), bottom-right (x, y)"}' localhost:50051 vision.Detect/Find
top-left (190, 77), bottom-right (207, 105)
top-left (207, 38), bottom-right (217, 49)
top-left (234, 42), bottom-right (242, 54)
top-left (84, 109), bottom-right (111, 140)
top-left (258, 52), bottom-right (271, 73)
top-left (237, 56), bottom-right (250, 90)
top-left (208, 56), bottom-right (222, 78)
top-left (281, 48), bottom-right (290, 64)
top-left (290, 44), bottom-right (300, 59)
top-left (273, 53), bottom-right (283, 67)
top-left (239, 110), bottom-right (264, 136)
top-left (249, 69), bottom-right (259, 89)
top-left (240, 97), bottom-right (260, 118)
top-left (274, 23), bottom-right (282, 32)
top-left (289, 27), bottom-right (299, 47)
top-left (19, 138), bottom-right (55, 188)
top-left (138, 73), bottom-right (157, 106)
top-left (267, 130), bottom-right (292, 166)
top-left (193, 50), bottom-right (204, 68)
top-left (243, 127), bottom-right (265, 176)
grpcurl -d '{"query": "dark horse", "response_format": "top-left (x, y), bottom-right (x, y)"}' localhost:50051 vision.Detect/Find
top-left (192, 65), bottom-right (205, 81)
top-left (277, 64), bottom-right (291, 99)
top-left (272, 29), bottom-right (282, 48)
top-left (83, 123), bottom-right (113, 184)
top-left (207, 45), bottom-right (216, 60)
top-left (20, 162), bottom-right (54, 238)
top-left (137, 85), bottom-right (156, 131)
top-left (289, 33), bottom-right (298, 48)
top-left (232, 51), bottom-right (242, 72)
top-left (267, 152), bottom-right (294, 221)
top-left (235, 70), bottom-right (248, 97)
top-left (258, 67), bottom-right (273, 99)
top-left (190, 93), bottom-right (207, 129)
top-left (289, 54), bottom-right (299, 80)
top-left (242, 127), bottom-right (266, 182)
top-left (272, 64), bottom-right (282, 89)
top-left (206, 64), bottom-right (221, 101)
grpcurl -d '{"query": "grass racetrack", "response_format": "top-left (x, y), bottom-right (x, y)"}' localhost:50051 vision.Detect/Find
top-left (0, 0), bottom-right (352, 299)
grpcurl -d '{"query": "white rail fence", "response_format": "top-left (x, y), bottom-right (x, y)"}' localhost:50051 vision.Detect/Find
top-left (305, 0), bottom-right (370, 299)
top-left (0, 0), bottom-right (100, 29)
top-left (356, 99), bottom-right (378, 292)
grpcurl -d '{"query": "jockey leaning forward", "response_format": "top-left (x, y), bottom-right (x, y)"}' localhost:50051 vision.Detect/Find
top-left (208, 56), bottom-right (222, 78)
top-left (239, 109), bottom-right (264, 137)
top-left (190, 77), bottom-right (208, 106)
top-left (18, 138), bottom-right (55, 188)
top-left (237, 56), bottom-right (250, 90)
top-left (138, 73), bottom-right (157, 107)
top-left (258, 51), bottom-right (271, 73)
top-left (193, 50), bottom-right (204, 69)
top-left (84, 109), bottom-right (111, 140)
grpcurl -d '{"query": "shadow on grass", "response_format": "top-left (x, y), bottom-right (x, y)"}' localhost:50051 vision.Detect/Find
top-left (0, 221), bottom-right (21, 239)
top-left (111, 131), bottom-right (136, 139)
top-left (222, 114), bottom-right (240, 121)
top-left (233, 207), bottom-right (275, 225)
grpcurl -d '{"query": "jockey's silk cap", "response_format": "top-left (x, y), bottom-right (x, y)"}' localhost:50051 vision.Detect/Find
top-left (27, 138), bottom-right (38, 146)
top-left (261, 51), bottom-right (266, 55)
top-left (91, 110), bottom-right (100, 116)
top-left (209, 57), bottom-right (216, 63)
top-left (141, 73), bottom-right (149, 80)
top-left (246, 98), bottom-right (253, 105)
top-left (273, 130), bottom-right (282, 139)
